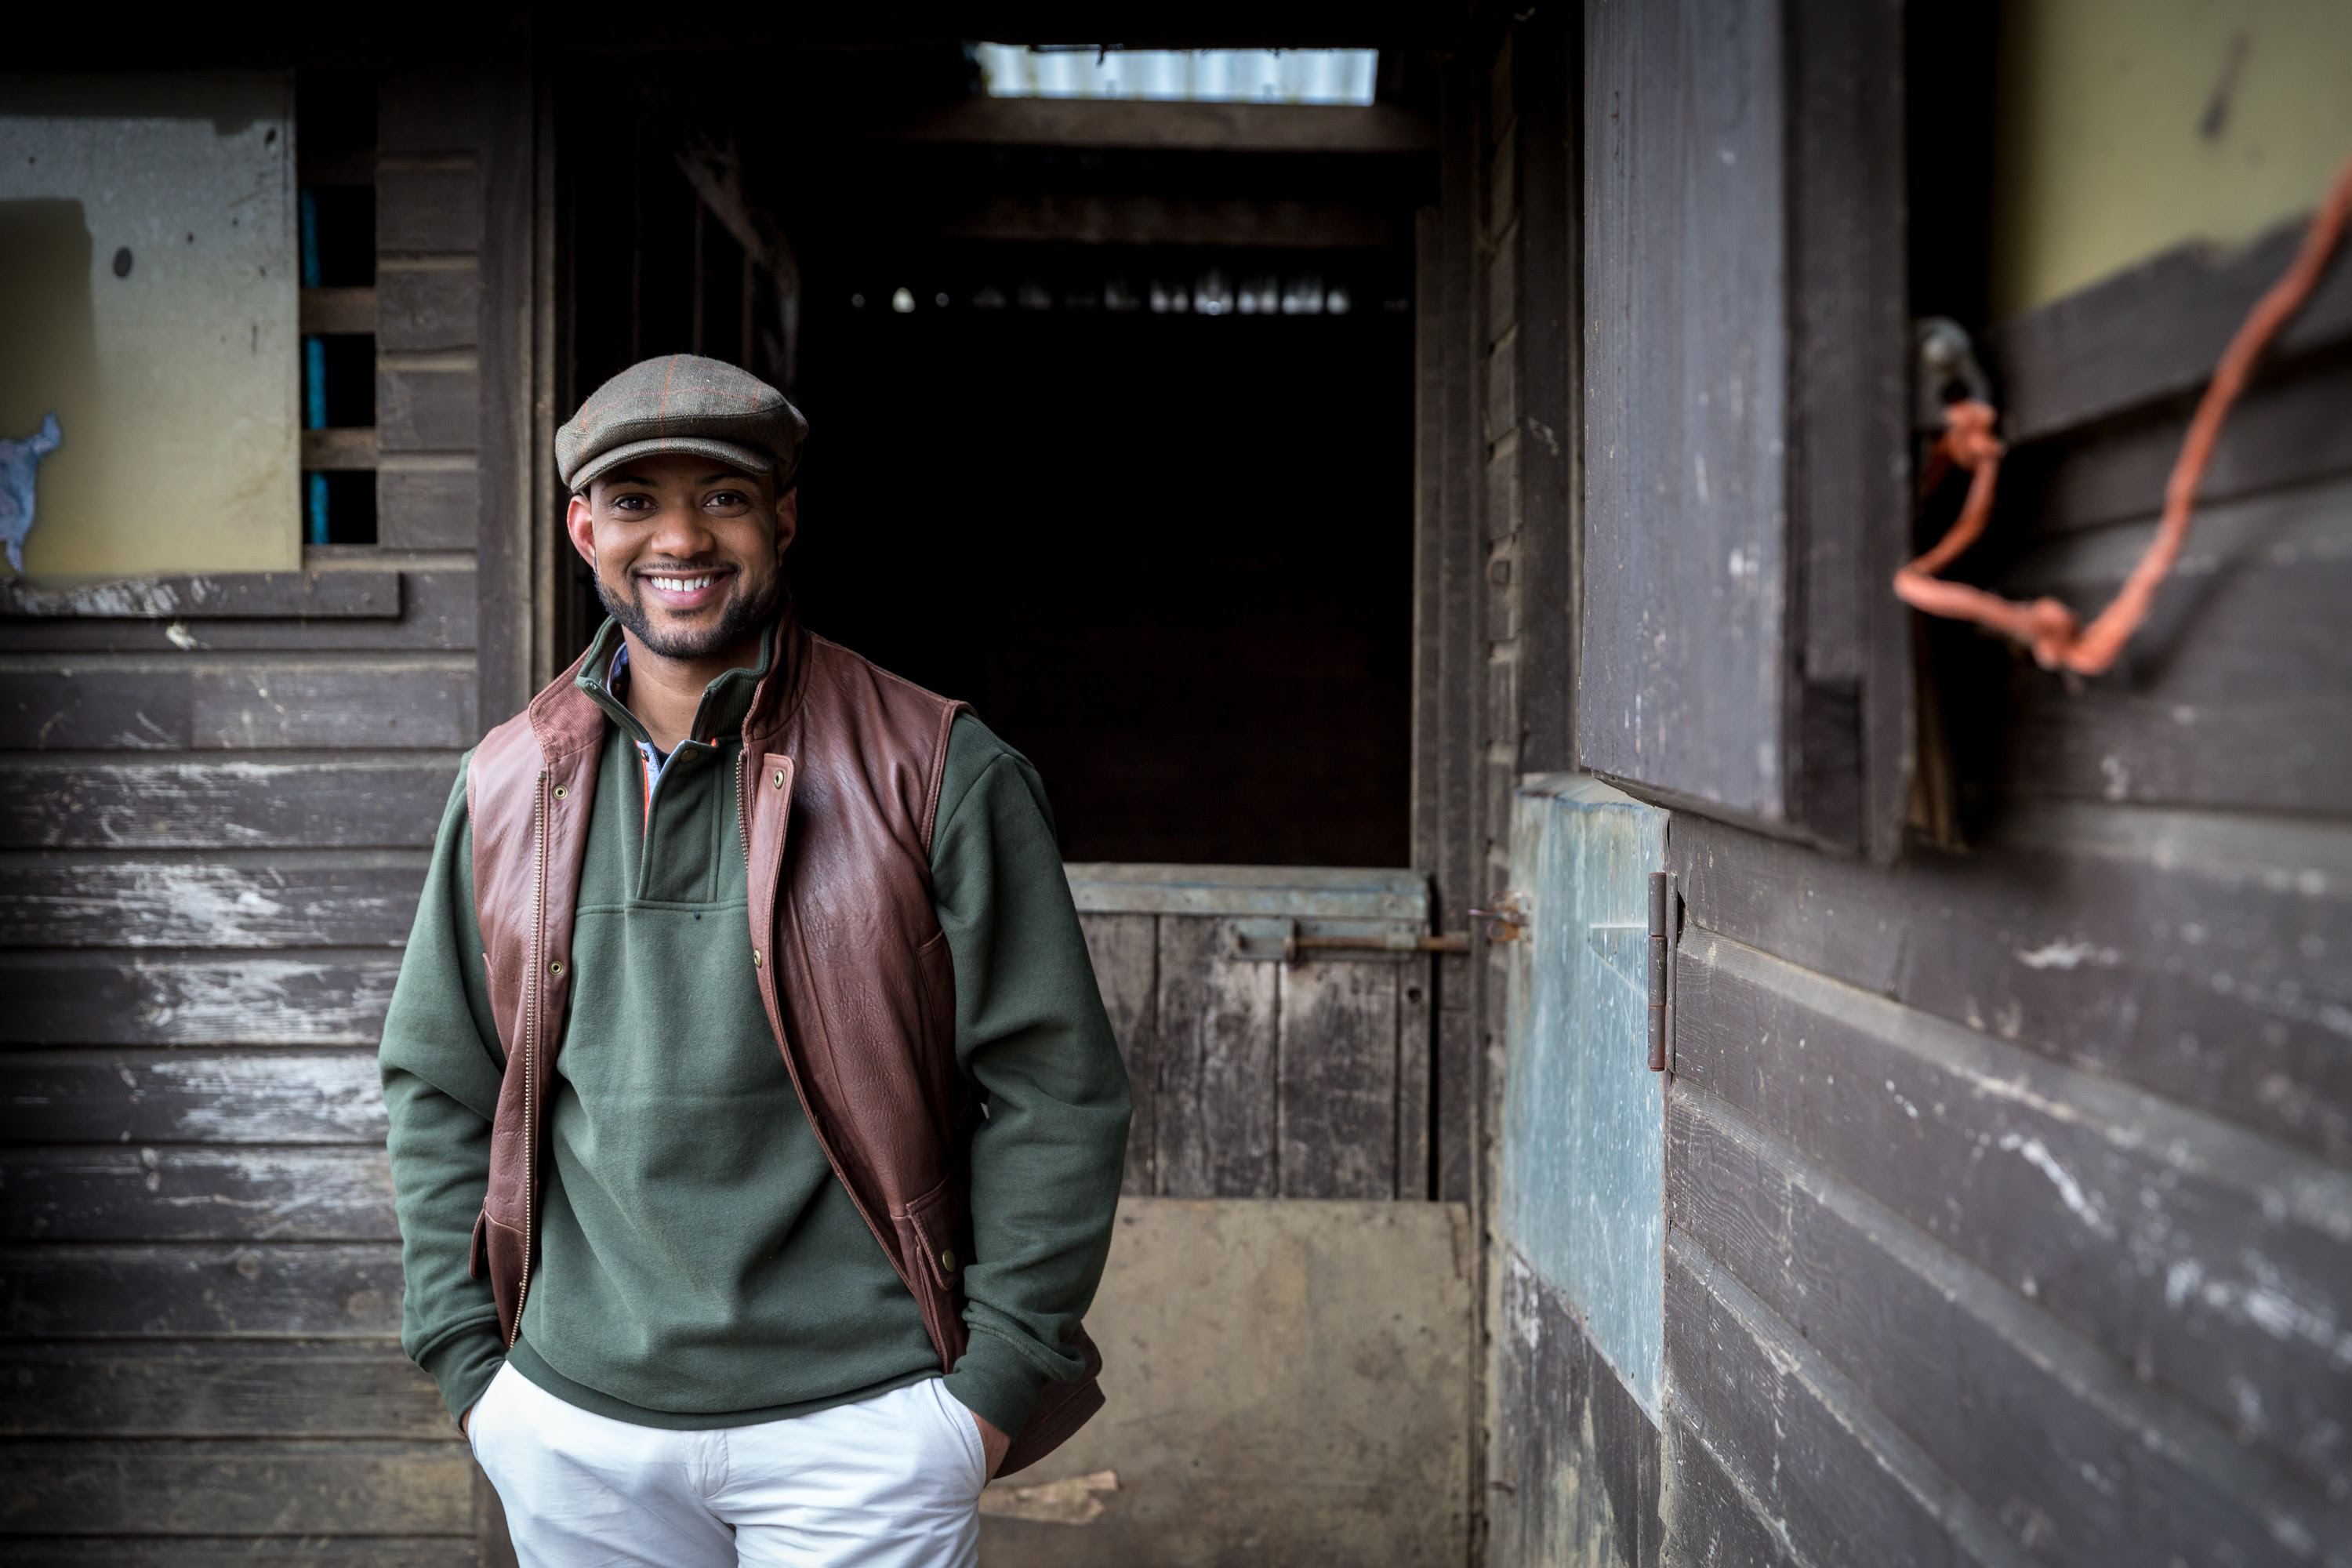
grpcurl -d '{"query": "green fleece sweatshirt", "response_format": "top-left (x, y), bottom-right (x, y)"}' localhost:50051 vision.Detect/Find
top-left (379, 619), bottom-right (1130, 1436)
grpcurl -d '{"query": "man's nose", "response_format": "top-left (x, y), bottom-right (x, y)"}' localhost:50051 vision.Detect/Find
top-left (646, 502), bottom-right (717, 557)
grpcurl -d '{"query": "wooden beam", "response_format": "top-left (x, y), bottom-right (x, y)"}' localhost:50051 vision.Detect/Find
top-left (0, 571), bottom-right (401, 620)
top-left (299, 287), bottom-right (377, 335)
top-left (933, 193), bottom-right (1400, 248)
top-left (877, 96), bottom-right (1436, 153)
top-left (301, 427), bottom-right (379, 470)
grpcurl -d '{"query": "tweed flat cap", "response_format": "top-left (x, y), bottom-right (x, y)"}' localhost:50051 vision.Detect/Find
top-left (557, 354), bottom-right (808, 494)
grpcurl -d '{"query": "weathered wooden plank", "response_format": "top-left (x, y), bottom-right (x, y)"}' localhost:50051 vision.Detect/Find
top-left (2, 1146), bottom-right (396, 1243)
top-left (1989, 216), bottom-right (2352, 445)
top-left (1669, 1093), bottom-right (2348, 1563)
top-left (1671, 803), bottom-right (2352, 1163)
top-left (1, 1538), bottom-right (477, 1567)
top-left (0, 659), bottom-right (478, 752)
top-left (302, 427), bottom-right (381, 470)
top-left (377, 467), bottom-right (481, 553)
top-left (1491, 1250), bottom-right (1661, 1568)
top-left (1396, 959), bottom-right (1432, 1203)
top-left (1993, 477), bottom-right (2352, 814)
top-left (0, 755), bottom-right (457, 851)
top-left (299, 285), bottom-right (377, 336)
top-left (880, 96), bottom-right (1438, 153)
top-left (1659, 1414), bottom-right (1794, 1568)
top-left (2032, 350), bottom-right (2352, 537)
top-left (0, 1049), bottom-right (386, 1145)
top-left (0, 1244), bottom-right (405, 1337)
top-left (0, 953), bottom-right (400, 1047)
top-left (1079, 913), bottom-right (1158, 1196)
top-left (0, 571), bottom-right (475, 652)
top-left (0, 573), bottom-right (399, 621)
top-left (0, 1341), bottom-right (445, 1438)
top-left (1675, 935), bottom-right (2352, 1503)
top-left (0, 853), bottom-right (426, 949)
top-left (377, 367), bottom-right (481, 454)
top-left (1154, 916), bottom-right (1278, 1198)
top-left (376, 263), bottom-right (480, 353)
top-left (1664, 1236), bottom-right (2013, 1568)
top-left (1064, 864), bottom-right (1429, 923)
top-left (375, 163), bottom-right (481, 253)
top-left (0, 1439), bottom-right (471, 1535)
top-left (1276, 957), bottom-right (1398, 1199)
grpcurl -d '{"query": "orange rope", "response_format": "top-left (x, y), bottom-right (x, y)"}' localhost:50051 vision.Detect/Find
top-left (1896, 150), bottom-right (2352, 676)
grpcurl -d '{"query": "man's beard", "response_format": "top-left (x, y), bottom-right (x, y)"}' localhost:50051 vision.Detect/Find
top-left (596, 560), bottom-right (782, 660)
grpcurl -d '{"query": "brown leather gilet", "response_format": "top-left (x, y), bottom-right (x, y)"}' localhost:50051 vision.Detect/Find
top-left (462, 615), bottom-right (1102, 1477)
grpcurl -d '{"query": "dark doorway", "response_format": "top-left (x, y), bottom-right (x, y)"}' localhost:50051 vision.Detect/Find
top-left (559, 53), bottom-right (1423, 866)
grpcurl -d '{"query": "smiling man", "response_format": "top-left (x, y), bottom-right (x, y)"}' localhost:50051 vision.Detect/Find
top-left (379, 354), bottom-right (1131, 1566)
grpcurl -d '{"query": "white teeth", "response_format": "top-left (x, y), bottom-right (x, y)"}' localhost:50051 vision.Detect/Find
top-left (649, 575), bottom-right (715, 593)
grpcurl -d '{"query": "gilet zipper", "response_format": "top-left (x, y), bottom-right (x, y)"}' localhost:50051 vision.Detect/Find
top-left (510, 768), bottom-right (550, 1348)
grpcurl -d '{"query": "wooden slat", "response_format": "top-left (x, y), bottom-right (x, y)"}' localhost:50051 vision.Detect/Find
top-left (1660, 1415), bottom-right (1795, 1568)
top-left (0, 1244), bottom-right (405, 1337)
top-left (1993, 477), bottom-right (2352, 814)
top-left (1276, 958), bottom-right (1398, 1199)
top-left (1065, 863), bottom-right (1429, 922)
top-left (1664, 1235), bottom-right (2020, 1568)
top-left (1675, 935), bottom-right (2352, 1502)
top-left (1154, 916), bottom-right (1278, 1198)
top-left (2, 1147), bottom-right (396, 1243)
top-left (935, 194), bottom-right (1399, 249)
top-left (1490, 1250), bottom-right (1662, 1568)
top-left (0, 659), bottom-right (479, 752)
top-left (376, 264), bottom-right (478, 353)
top-left (1669, 1092), bottom-right (2347, 1562)
top-left (302, 428), bottom-right (381, 470)
top-left (0, 1050), bottom-right (387, 1145)
top-left (877, 97), bottom-right (1437, 152)
top-left (1670, 804), bottom-right (2352, 1163)
top-left (300, 287), bottom-right (378, 336)
top-left (0, 953), bottom-right (399, 1047)
top-left (376, 367), bottom-right (481, 454)
top-left (1079, 913), bottom-right (1158, 1196)
top-left (0, 1342), bottom-right (444, 1438)
top-left (0, 853), bottom-right (426, 949)
top-left (0, 755), bottom-right (456, 851)
top-left (1988, 215), bottom-right (2352, 445)
top-left (0, 572), bottom-right (397, 621)
top-left (375, 163), bottom-right (482, 253)
top-left (377, 466), bottom-right (481, 552)
top-left (2033, 351), bottom-right (2352, 537)
top-left (1395, 960), bottom-right (1432, 1202)
top-left (0, 570), bottom-right (475, 652)
top-left (0, 1439), bottom-right (471, 1535)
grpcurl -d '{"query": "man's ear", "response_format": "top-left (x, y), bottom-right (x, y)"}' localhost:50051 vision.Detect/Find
top-left (564, 492), bottom-right (598, 568)
top-left (774, 486), bottom-right (800, 556)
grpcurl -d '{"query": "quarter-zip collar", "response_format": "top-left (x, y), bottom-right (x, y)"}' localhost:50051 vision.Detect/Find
top-left (574, 615), bottom-right (779, 756)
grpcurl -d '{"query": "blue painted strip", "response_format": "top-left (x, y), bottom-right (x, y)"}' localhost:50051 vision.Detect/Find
top-left (299, 188), bottom-right (321, 289)
top-left (304, 338), bottom-right (327, 430)
top-left (307, 471), bottom-right (330, 546)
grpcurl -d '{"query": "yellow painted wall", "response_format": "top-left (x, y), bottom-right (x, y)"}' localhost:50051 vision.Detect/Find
top-left (0, 74), bottom-right (299, 579)
top-left (1991, 0), bottom-right (2352, 318)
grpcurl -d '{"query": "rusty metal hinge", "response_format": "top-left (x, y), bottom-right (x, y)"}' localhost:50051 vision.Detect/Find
top-left (1647, 871), bottom-right (1679, 1073)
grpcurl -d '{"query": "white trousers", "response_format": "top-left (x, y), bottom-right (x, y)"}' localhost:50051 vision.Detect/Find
top-left (468, 1362), bottom-right (985, 1568)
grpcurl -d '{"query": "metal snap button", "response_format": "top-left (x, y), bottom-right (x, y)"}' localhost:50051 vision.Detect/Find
top-left (940, 1248), bottom-right (957, 1274)
top-left (752, 949), bottom-right (764, 968)
top-left (548, 959), bottom-right (564, 977)
top-left (771, 768), bottom-right (786, 789)
top-left (552, 784), bottom-right (568, 800)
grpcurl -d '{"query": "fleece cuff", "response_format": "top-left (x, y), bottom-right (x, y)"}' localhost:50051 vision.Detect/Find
top-left (418, 1318), bottom-right (507, 1428)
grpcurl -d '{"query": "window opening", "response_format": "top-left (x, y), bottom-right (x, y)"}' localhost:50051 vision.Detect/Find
top-left (296, 70), bottom-right (377, 546)
top-left (974, 45), bottom-right (1378, 107)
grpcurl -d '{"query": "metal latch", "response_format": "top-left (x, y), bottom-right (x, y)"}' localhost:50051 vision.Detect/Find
top-left (1914, 317), bottom-right (1991, 433)
top-left (1226, 918), bottom-right (1471, 964)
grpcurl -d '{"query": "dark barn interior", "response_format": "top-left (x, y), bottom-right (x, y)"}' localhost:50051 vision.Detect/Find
top-left (560, 51), bottom-right (1427, 864)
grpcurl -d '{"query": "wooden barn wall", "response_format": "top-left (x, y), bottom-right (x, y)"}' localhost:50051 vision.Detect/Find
top-left (1656, 238), bottom-right (2352, 1559)
top-left (0, 67), bottom-right (535, 1564)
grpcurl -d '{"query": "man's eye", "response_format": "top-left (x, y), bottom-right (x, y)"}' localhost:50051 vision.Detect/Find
top-left (706, 492), bottom-right (747, 508)
top-left (612, 493), bottom-right (653, 510)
